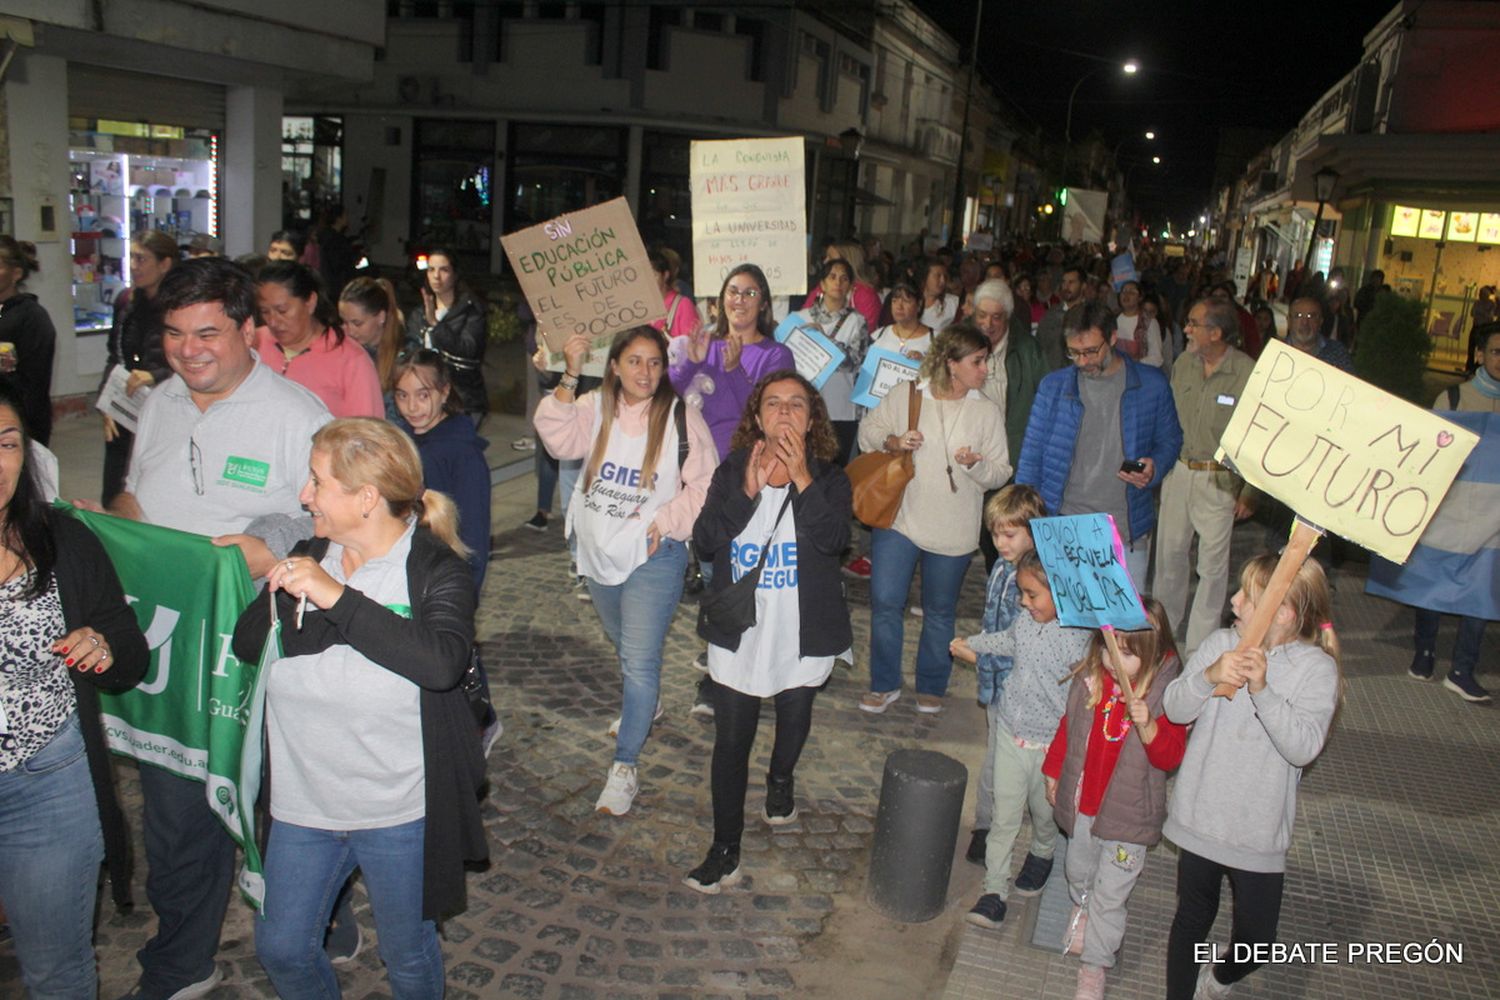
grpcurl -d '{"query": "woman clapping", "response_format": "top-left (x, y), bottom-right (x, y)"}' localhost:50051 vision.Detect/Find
top-left (685, 371), bottom-right (852, 893)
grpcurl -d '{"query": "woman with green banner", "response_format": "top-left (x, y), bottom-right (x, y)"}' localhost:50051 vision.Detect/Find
top-left (0, 382), bottom-right (148, 997)
top-left (232, 417), bottom-right (487, 999)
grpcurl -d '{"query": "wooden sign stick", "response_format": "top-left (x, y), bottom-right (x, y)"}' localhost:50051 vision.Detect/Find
top-left (1100, 626), bottom-right (1137, 703)
top-left (1213, 518), bottom-right (1324, 699)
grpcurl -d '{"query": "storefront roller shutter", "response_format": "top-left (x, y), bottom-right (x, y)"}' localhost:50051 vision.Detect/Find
top-left (68, 65), bottom-right (225, 130)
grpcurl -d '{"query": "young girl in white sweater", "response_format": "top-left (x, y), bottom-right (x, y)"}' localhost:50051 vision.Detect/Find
top-left (1161, 554), bottom-right (1341, 999)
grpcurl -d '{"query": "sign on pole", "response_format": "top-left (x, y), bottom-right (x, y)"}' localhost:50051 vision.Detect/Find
top-left (690, 137), bottom-right (806, 298)
top-left (1030, 513), bottom-right (1149, 632)
top-left (501, 197), bottom-right (663, 375)
top-left (1215, 339), bottom-right (1479, 564)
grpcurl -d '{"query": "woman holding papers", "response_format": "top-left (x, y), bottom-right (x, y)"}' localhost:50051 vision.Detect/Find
top-left (669, 264), bottom-right (793, 459)
top-left (856, 324), bottom-right (1011, 716)
top-left (232, 417), bottom-right (486, 999)
top-left (799, 258), bottom-right (870, 464)
top-left (0, 381), bottom-right (148, 997)
top-left (99, 230), bottom-right (178, 505)
top-left (869, 277), bottom-right (933, 361)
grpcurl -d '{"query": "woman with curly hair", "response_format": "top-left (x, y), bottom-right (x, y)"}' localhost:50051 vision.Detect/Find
top-left (684, 370), bottom-right (853, 894)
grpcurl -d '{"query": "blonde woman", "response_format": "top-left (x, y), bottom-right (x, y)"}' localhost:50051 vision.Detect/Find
top-left (232, 417), bottom-right (488, 998)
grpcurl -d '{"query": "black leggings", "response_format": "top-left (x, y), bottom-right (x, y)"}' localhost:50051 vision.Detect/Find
top-left (709, 681), bottom-right (818, 846)
top-left (1166, 848), bottom-right (1286, 999)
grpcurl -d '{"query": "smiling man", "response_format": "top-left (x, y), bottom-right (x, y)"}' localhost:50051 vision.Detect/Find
top-left (105, 256), bottom-right (331, 1000)
top-left (1016, 301), bottom-right (1182, 587)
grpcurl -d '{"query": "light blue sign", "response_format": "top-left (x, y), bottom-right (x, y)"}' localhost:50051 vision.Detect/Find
top-left (1111, 251), bottom-right (1139, 291)
top-left (773, 313), bottom-right (844, 390)
top-left (1030, 513), bottom-right (1148, 630)
top-left (851, 346), bottom-right (921, 409)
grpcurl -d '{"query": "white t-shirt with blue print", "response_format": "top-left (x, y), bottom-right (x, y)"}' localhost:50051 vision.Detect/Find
top-left (708, 485), bottom-right (843, 698)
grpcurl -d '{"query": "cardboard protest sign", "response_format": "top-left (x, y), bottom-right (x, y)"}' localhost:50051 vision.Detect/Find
top-left (1110, 251), bottom-right (1138, 291)
top-left (772, 314), bottom-right (843, 389)
top-left (1215, 339), bottom-right (1479, 564)
top-left (852, 345), bottom-right (921, 409)
top-left (691, 137), bottom-right (806, 297)
top-left (501, 197), bottom-right (663, 375)
top-left (1030, 514), bottom-right (1149, 631)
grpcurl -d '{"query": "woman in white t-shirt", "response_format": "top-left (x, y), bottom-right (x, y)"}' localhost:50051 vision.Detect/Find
top-left (1114, 280), bottom-right (1164, 367)
top-left (868, 277), bottom-right (933, 361)
top-left (534, 327), bottom-right (716, 817)
top-left (232, 418), bottom-right (487, 999)
top-left (919, 256), bottom-right (960, 333)
top-left (684, 370), bottom-right (852, 893)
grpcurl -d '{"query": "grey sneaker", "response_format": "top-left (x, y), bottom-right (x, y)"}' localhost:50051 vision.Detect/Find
top-left (595, 762), bottom-right (639, 816)
top-left (1443, 671), bottom-right (1492, 703)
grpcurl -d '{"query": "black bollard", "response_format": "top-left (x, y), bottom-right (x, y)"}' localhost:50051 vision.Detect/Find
top-left (866, 748), bottom-right (968, 922)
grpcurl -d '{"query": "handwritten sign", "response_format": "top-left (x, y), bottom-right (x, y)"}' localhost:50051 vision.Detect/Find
top-left (690, 137), bottom-right (806, 298)
top-left (1030, 514), bottom-right (1149, 631)
top-left (772, 314), bottom-right (843, 389)
top-left (851, 346), bottom-right (921, 409)
top-left (1215, 339), bottom-right (1479, 563)
top-left (501, 197), bottom-right (663, 374)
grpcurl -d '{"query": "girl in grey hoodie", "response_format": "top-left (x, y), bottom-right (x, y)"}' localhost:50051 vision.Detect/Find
top-left (1161, 554), bottom-right (1341, 1000)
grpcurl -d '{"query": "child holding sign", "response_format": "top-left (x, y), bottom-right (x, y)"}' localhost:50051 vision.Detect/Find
top-left (951, 552), bottom-right (1091, 929)
top-left (1041, 599), bottom-right (1187, 1000)
top-left (961, 484), bottom-right (1046, 866)
top-left (1161, 555), bottom-right (1341, 999)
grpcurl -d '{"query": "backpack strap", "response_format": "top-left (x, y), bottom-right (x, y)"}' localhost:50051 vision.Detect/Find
top-left (675, 398), bottom-right (690, 473)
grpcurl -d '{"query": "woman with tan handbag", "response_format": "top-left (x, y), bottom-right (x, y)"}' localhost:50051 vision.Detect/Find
top-left (855, 323), bottom-right (1011, 715)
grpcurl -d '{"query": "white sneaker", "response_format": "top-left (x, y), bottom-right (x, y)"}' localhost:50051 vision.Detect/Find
top-left (607, 700), bottom-right (664, 737)
top-left (1195, 961), bottom-right (1234, 999)
top-left (595, 762), bottom-right (639, 816)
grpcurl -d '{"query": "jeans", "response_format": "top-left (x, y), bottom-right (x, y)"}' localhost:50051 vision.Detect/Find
top-left (1413, 608), bottom-right (1487, 681)
top-left (257, 818), bottom-right (441, 1000)
top-left (535, 452), bottom-right (583, 518)
top-left (0, 715), bottom-right (104, 1000)
top-left (868, 527), bottom-right (972, 696)
top-left (586, 538), bottom-right (688, 766)
top-left (1165, 848), bottom-right (1284, 999)
top-left (711, 685), bottom-right (818, 845)
top-left (137, 762), bottom-right (237, 994)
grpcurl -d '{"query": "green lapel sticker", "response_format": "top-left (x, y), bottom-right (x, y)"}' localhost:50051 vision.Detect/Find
top-left (221, 456), bottom-right (271, 489)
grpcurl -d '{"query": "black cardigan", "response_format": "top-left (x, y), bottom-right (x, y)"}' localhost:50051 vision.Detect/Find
top-left (232, 526), bottom-right (489, 921)
top-left (693, 447), bottom-right (853, 657)
top-left (48, 510), bottom-right (151, 908)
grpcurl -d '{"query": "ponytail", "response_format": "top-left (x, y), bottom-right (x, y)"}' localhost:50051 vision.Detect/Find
top-left (417, 487), bottom-right (469, 560)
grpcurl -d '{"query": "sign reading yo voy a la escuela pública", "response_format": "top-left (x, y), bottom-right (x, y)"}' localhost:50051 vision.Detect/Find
top-left (1215, 339), bottom-right (1479, 564)
top-left (501, 197), bottom-right (664, 375)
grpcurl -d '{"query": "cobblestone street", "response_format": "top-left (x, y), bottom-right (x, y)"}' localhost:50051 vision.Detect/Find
top-left (3, 453), bottom-right (1497, 999)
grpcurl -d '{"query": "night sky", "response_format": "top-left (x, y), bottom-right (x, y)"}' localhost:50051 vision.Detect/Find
top-left (914, 0), bottom-right (1389, 229)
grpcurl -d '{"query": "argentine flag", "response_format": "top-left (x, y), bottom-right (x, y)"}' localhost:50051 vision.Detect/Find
top-left (1367, 410), bottom-right (1500, 621)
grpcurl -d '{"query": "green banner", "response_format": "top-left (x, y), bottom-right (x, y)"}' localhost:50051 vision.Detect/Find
top-left (60, 503), bottom-right (270, 909)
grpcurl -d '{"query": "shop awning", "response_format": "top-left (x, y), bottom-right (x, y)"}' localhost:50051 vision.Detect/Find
top-left (1291, 133), bottom-right (1500, 203)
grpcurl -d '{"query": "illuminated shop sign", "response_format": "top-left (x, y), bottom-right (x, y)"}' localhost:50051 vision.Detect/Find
top-left (1392, 204), bottom-right (1500, 244)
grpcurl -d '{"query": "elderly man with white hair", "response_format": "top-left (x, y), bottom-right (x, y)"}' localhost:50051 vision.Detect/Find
top-left (971, 277), bottom-right (1047, 573)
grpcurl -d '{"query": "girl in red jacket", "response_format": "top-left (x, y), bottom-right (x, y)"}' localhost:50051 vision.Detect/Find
top-left (1042, 598), bottom-right (1187, 1000)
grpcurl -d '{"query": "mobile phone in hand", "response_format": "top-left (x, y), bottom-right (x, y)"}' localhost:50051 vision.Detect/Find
top-left (1120, 459), bottom-right (1146, 474)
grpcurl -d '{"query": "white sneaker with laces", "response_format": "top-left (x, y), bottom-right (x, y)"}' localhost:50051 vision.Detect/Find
top-left (595, 762), bottom-right (639, 816)
top-left (1195, 961), bottom-right (1234, 999)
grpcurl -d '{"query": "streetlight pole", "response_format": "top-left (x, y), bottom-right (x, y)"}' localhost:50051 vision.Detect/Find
top-left (949, 0), bottom-right (984, 246)
top-left (1302, 166), bottom-right (1340, 279)
top-left (1063, 59), bottom-right (1136, 186)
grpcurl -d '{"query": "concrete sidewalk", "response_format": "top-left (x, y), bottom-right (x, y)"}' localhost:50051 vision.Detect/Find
top-left (6, 410), bottom-right (1496, 999)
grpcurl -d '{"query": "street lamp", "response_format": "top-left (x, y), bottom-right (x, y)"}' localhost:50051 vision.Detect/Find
top-left (1065, 59), bottom-right (1140, 144)
top-left (1302, 165), bottom-right (1340, 276)
top-left (1151, 155), bottom-right (1161, 165)
top-left (1144, 130), bottom-right (1156, 140)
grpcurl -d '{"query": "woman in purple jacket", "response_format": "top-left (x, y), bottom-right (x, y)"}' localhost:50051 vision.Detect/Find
top-left (669, 264), bottom-right (794, 459)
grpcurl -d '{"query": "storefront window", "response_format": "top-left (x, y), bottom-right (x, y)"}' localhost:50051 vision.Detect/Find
top-left (68, 120), bottom-right (219, 334)
top-left (507, 123), bottom-right (624, 234)
top-left (412, 119), bottom-right (495, 273)
top-left (282, 116), bottom-right (343, 228)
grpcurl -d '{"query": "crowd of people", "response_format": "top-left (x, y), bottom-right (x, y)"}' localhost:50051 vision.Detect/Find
top-left (0, 220), bottom-right (1490, 1000)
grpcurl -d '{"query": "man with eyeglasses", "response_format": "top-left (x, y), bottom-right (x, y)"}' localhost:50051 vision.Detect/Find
top-left (1285, 296), bottom-right (1353, 372)
top-left (96, 257), bottom-right (330, 1000)
top-left (1151, 298), bottom-right (1256, 653)
top-left (1034, 265), bottom-right (1087, 372)
top-left (1016, 301), bottom-right (1182, 587)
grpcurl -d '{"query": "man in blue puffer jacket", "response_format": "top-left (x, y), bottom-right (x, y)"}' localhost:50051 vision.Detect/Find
top-left (1016, 301), bottom-right (1182, 587)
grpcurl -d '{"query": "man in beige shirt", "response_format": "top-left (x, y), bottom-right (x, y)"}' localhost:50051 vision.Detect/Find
top-left (1151, 297), bottom-right (1255, 653)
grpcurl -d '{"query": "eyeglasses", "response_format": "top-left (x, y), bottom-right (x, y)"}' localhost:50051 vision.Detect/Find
top-left (1066, 343), bottom-right (1110, 361)
top-left (189, 437), bottom-right (205, 496)
top-left (725, 287), bottom-right (761, 300)
top-left (1291, 311), bottom-right (1321, 320)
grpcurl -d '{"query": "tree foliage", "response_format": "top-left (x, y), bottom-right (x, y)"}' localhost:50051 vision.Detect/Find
top-left (1353, 292), bottom-right (1432, 404)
